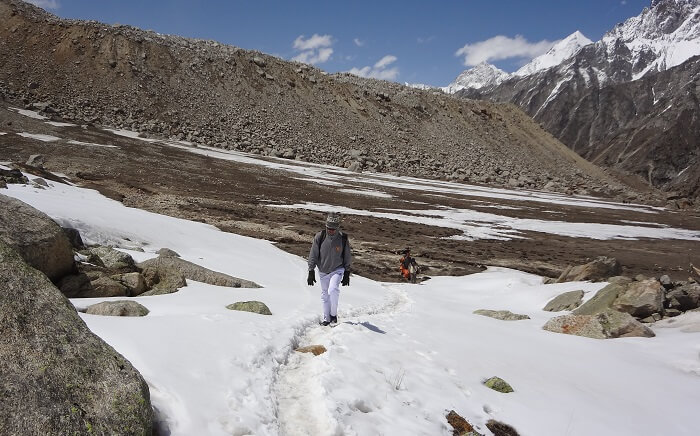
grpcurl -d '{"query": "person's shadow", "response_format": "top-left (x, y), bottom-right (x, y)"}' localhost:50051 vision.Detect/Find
top-left (343, 321), bottom-right (386, 334)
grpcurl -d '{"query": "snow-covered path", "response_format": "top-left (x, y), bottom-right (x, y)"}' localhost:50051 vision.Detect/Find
top-left (274, 284), bottom-right (412, 435)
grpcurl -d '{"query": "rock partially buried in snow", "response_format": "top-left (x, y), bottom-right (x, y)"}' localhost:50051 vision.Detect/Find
top-left (295, 345), bottom-right (327, 356)
top-left (156, 247), bottom-right (180, 258)
top-left (573, 280), bottom-right (630, 315)
top-left (227, 301), bottom-right (272, 315)
top-left (446, 410), bottom-right (480, 435)
top-left (543, 309), bottom-right (655, 339)
top-left (486, 419), bottom-right (521, 436)
top-left (473, 309), bottom-right (530, 321)
top-left (83, 246), bottom-right (137, 271)
top-left (85, 301), bottom-right (149, 317)
top-left (543, 290), bottom-right (584, 311)
top-left (484, 376), bottom-right (514, 393)
top-left (139, 256), bottom-right (260, 289)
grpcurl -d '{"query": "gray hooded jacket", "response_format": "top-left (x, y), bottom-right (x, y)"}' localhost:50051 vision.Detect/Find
top-left (308, 230), bottom-right (352, 274)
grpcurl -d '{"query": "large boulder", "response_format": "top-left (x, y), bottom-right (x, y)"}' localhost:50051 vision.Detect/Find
top-left (556, 256), bottom-right (622, 283)
top-left (0, 241), bottom-right (153, 435)
top-left (139, 255), bottom-right (261, 290)
top-left (0, 194), bottom-right (75, 282)
top-left (543, 309), bottom-right (655, 339)
top-left (86, 301), bottom-right (150, 317)
top-left (573, 279), bottom-right (631, 316)
top-left (612, 278), bottom-right (665, 318)
top-left (543, 290), bottom-right (584, 312)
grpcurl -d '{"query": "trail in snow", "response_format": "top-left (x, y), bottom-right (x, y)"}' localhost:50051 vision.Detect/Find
top-left (273, 284), bottom-right (412, 435)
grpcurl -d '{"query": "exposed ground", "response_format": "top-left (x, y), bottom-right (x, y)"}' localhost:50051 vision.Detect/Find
top-left (2, 105), bottom-right (698, 283)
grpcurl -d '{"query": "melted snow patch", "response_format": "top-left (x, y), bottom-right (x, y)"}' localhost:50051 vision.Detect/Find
top-left (46, 121), bottom-right (77, 127)
top-left (9, 107), bottom-right (48, 120)
top-left (67, 140), bottom-right (118, 148)
top-left (339, 188), bottom-right (392, 198)
top-left (104, 128), bottom-right (159, 142)
top-left (17, 132), bottom-right (61, 142)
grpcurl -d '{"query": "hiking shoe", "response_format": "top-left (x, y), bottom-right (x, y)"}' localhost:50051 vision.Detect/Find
top-left (330, 315), bottom-right (338, 325)
top-left (319, 320), bottom-right (330, 326)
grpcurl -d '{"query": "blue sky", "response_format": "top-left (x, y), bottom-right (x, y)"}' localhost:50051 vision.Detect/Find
top-left (29, 0), bottom-right (651, 86)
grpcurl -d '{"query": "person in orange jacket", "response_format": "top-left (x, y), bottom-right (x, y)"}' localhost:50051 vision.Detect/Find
top-left (399, 248), bottom-right (419, 283)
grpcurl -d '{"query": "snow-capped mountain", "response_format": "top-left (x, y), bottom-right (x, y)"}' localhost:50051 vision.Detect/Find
top-left (513, 31), bottom-right (593, 77)
top-left (600, 0), bottom-right (700, 80)
top-left (443, 62), bottom-right (509, 93)
top-left (455, 0), bottom-right (700, 199)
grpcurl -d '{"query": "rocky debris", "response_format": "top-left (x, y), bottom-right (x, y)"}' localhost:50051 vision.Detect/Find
top-left (665, 282), bottom-right (700, 312)
top-left (572, 275), bottom-right (700, 324)
top-left (543, 309), bottom-right (655, 339)
top-left (0, 167), bottom-right (28, 185)
top-left (555, 256), bottom-right (622, 283)
top-left (85, 300), bottom-right (149, 316)
top-left (611, 278), bottom-right (665, 318)
top-left (82, 246), bottom-right (137, 271)
top-left (473, 309), bottom-right (530, 321)
top-left (25, 153), bottom-right (44, 167)
top-left (0, 240), bottom-right (153, 435)
top-left (484, 376), bottom-right (514, 393)
top-left (226, 300), bottom-right (271, 315)
top-left (446, 410), bottom-right (481, 436)
top-left (486, 419), bottom-right (520, 436)
top-left (543, 290), bottom-right (584, 311)
top-left (139, 255), bottom-right (260, 289)
top-left (0, 0), bottom-right (639, 199)
top-left (0, 193), bottom-right (75, 282)
top-left (295, 345), bottom-right (327, 356)
top-left (156, 247), bottom-right (180, 257)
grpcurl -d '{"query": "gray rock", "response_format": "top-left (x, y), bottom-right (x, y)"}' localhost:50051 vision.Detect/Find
top-left (156, 247), bottom-right (180, 258)
top-left (138, 256), bottom-right (260, 289)
top-left (226, 301), bottom-right (272, 315)
top-left (90, 276), bottom-right (128, 297)
top-left (665, 282), bottom-right (700, 311)
top-left (61, 227), bottom-right (84, 249)
top-left (86, 301), bottom-right (149, 317)
top-left (543, 309), bottom-right (655, 339)
top-left (484, 376), bottom-right (514, 393)
top-left (139, 263), bottom-right (187, 295)
top-left (543, 290), bottom-right (584, 312)
top-left (84, 246), bottom-right (136, 271)
top-left (573, 281), bottom-right (628, 316)
top-left (58, 273), bottom-right (94, 298)
top-left (556, 256), bottom-right (622, 283)
top-left (0, 241), bottom-right (153, 435)
top-left (612, 278), bottom-right (665, 318)
top-left (659, 274), bottom-right (673, 289)
top-left (0, 194), bottom-right (75, 282)
top-left (473, 309), bottom-right (530, 321)
top-left (26, 154), bottom-right (45, 167)
top-left (112, 272), bottom-right (147, 296)
top-left (486, 419), bottom-right (520, 436)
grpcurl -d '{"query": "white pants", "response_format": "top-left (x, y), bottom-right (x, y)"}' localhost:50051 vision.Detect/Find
top-left (319, 268), bottom-right (344, 321)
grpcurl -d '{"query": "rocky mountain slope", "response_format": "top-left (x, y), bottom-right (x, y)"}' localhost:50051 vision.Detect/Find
top-left (456, 0), bottom-right (700, 200)
top-left (0, 0), bottom-right (641, 198)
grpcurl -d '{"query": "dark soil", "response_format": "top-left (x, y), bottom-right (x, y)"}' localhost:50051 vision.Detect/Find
top-left (1, 106), bottom-right (698, 283)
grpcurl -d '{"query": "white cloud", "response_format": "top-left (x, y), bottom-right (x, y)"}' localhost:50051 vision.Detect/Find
top-left (417, 36), bottom-right (435, 44)
top-left (621, 0), bottom-right (628, 4)
top-left (455, 35), bottom-right (555, 66)
top-left (291, 34), bottom-right (334, 65)
top-left (26, 0), bottom-right (60, 9)
top-left (348, 55), bottom-right (399, 81)
top-left (353, 38), bottom-right (365, 47)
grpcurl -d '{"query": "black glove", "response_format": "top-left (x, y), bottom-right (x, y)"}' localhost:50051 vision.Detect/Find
top-left (307, 270), bottom-right (316, 286)
top-left (341, 270), bottom-right (350, 286)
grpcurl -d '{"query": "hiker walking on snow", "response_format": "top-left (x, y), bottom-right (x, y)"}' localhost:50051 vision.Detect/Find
top-left (400, 248), bottom-right (420, 283)
top-left (307, 212), bottom-right (352, 326)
